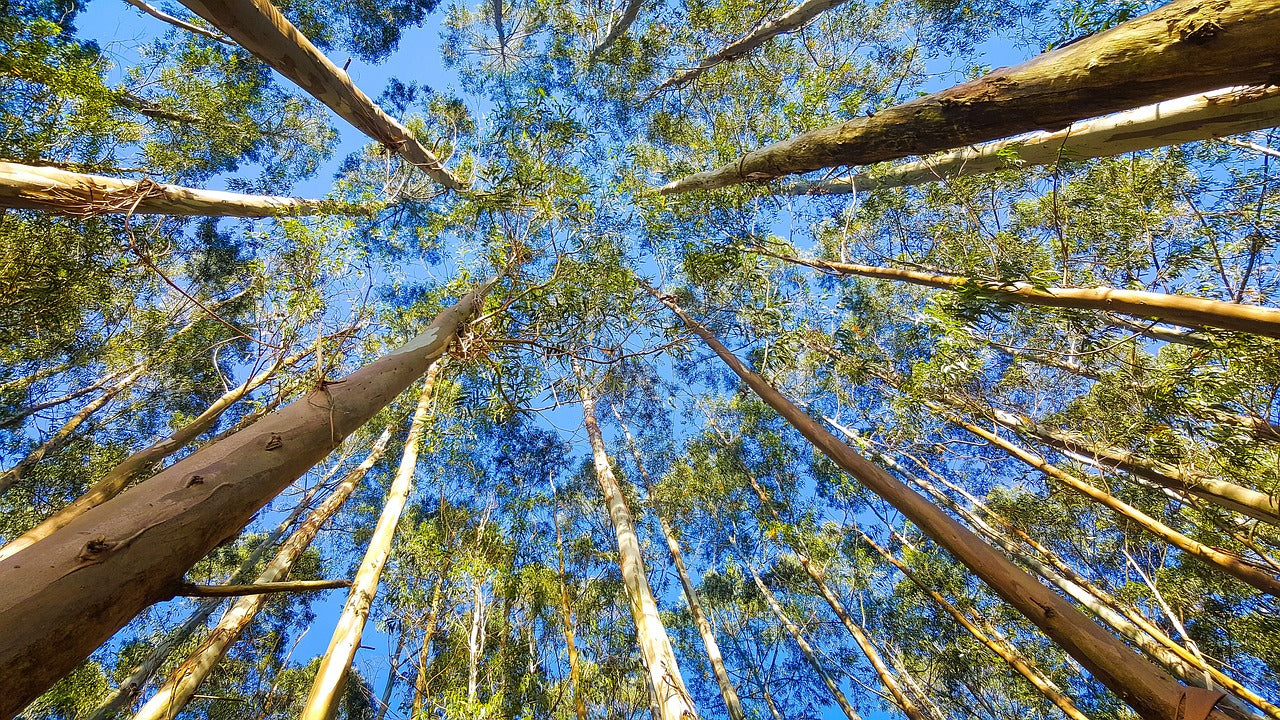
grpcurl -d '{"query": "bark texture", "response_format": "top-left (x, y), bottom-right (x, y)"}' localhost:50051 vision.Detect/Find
top-left (301, 363), bottom-right (443, 720)
top-left (659, 0), bottom-right (1280, 193)
top-left (645, 281), bottom-right (1227, 720)
top-left (0, 161), bottom-right (374, 217)
top-left (0, 281), bottom-right (491, 715)
top-left (786, 86), bottom-right (1280, 194)
top-left (130, 428), bottom-right (394, 720)
top-left (169, 0), bottom-right (464, 190)
top-left (644, 0), bottom-right (849, 99)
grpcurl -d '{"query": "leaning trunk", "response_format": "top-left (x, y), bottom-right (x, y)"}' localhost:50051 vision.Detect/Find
top-left (171, 0), bottom-right (463, 190)
top-left (647, 282), bottom-right (1227, 720)
top-left (0, 280), bottom-right (491, 715)
top-left (301, 363), bottom-right (444, 720)
top-left (0, 161), bottom-right (377, 217)
top-left (659, 0), bottom-right (1280, 193)
top-left (130, 427), bottom-right (395, 720)
top-left (786, 86), bottom-right (1280, 195)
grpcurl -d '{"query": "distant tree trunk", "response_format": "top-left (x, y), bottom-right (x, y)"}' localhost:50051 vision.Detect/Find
top-left (763, 250), bottom-right (1280, 339)
top-left (171, 0), bottom-right (464, 190)
top-left (866, 443), bottom-right (1277, 720)
top-left (553, 496), bottom-right (589, 720)
top-left (643, 0), bottom-right (849, 99)
top-left (0, 359), bottom-right (76, 396)
top-left (0, 344), bottom-right (317, 561)
top-left (301, 362), bottom-right (444, 720)
top-left (0, 363), bottom-right (146, 494)
top-left (588, 0), bottom-right (644, 61)
top-left (0, 279), bottom-right (492, 715)
top-left (984, 406), bottom-right (1280, 526)
top-left (785, 86), bottom-right (1280, 195)
top-left (1101, 313), bottom-right (1213, 347)
top-left (576, 367), bottom-right (699, 720)
top-left (372, 628), bottom-right (407, 720)
top-left (856, 528), bottom-right (1091, 720)
top-left (742, 558), bottom-right (862, 720)
top-left (646, 282), bottom-right (1228, 720)
top-left (467, 576), bottom-right (488, 703)
top-left (130, 427), bottom-right (395, 720)
top-left (0, 161), bottom-right (377, 217)
top-left (659, 0), bottom-right (1280, 193)
top-left (0, 367), bottom-right (129, 430)
top-left (931, 406), bottom-right (1280, 596)
top-left (411, 579), bottom-right (447, 720)
top-left (614, 411), bottom-right (747, 720)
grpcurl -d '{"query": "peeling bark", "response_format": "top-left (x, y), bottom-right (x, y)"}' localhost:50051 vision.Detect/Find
top-left (660, 0), bottom-right (1280, 193)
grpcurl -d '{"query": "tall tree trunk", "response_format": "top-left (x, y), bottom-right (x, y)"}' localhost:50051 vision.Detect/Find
top-left (0, 161), bottom-right (376, 217)
top-left (0, 367), bottom-right (129, 430)
top-left (301, 362), bottom-right (444, 720)
top-left (411, 579), bottom-right (447, 720)
top-left (467, 576), bottom-right (487, 704)
top-left (786, 86), bottom-right (1280, 194)
top-left (931, 406), bottom-right (1280, 596)
top-left (130, 427), bottom-right (395, 720)
top-left (863, 441), bottom-right (1277, 720)
top-left (576, 367), bottom-right (699, 720)
top-left (0, 358), bottom-right (76, 396)
top-left (856, 528), bottom-right (1091, 720)
top-left (588, 0), bottom-right (644, 61)
top-left (984, 406), bottom-right (1280, 526)
top-left (1, 343), bottom-right (318, 561)
top-left (645, 283), bottom-right (1228, 720)
top-left (659, 0), bottom-right (1280, 193)
top-left (0, 279), bottom-right (492, 715)
top-left (644, 0), bottom-right (849, 99)
top-left (170, 0), bottom-right (464, 191)
top-left (553, 495), bottom-right (589, 720)
top-left (372, 627), bottom-right (407, 720)
top-left (86, 458), bottom-right (346, 720)
top-left (763, 250), bottom-right (1280, 339)
top-left (614, 411), bottom-right (747, 720)
top-left (742, 558), bottom-right (862, 720)
top-left (0, 363), bottom-right (146, 494)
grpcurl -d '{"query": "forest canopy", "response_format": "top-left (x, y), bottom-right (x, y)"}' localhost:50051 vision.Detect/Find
top-left (0, 0), bottom-right (1278, 718)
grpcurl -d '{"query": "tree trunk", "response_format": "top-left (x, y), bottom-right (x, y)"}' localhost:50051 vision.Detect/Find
top-left (0, 161), bottom-right (376, 217)
top-left (301, 362), bottom-right (444, 720)
top-left (785, 86), bottom-right (1280, 194)
top-left (1, 344), bottom-right (317, 561)
top-left (86, 458), bottom-right (346, 720)
top-left (170, 0), bottom-right (464, 191)
top-left (576, 368), bottom-right (699, 720)
top-left (372, 628), bottom-right (406, 720)
top-left (0, 363), bottom-right (146, 495)
top-left (857, 528), bottom-right (1091, 720)
top-left (645, 282), bottom-right (1228, 720)
top-left (467, 576), bottom-right (487, 704)
top-left (743, 558), bottom-right (862, 720)
top-left (0, 367), bottom-right (129, 430)
top-left (0, 279), bottom-right (491, 715)
top-left (934, 405), bottom-right (1280, 597)
top-left (411, 578), bottom-right (447, 720)
top-left (130, 426), bottom-right (395, 720)
top-left (614, 411), bottom-right (747, 720)
top-left (553, 496), bottom-right (589, 720)
top-left (986, 406), bottom-right (1280, 526)
top-left (644, 0), bottom-right (849, 99)
top-left (764, 250), bottom-right (1280, 339)
top-left (659, 0), bottom-right (1280, 193)
top-left (0, 359), bottom-right (76, 396)
top-left (588, 0), bottom-right (645, 61)
top-left (862, 441), bottom-right (1277, 720)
